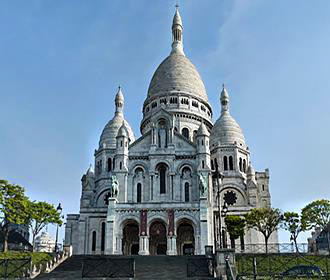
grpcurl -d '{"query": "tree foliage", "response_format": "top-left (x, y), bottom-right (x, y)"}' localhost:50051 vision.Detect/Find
top-left (225, 215), bottom-right (246, 249)
top-left (282, 211), bottom-right (307, 253)
top-left (0, 180), bottom-right (30, 252)
top-left (28, 201), bottom-right (63, 251)
top-left (245, 207), bottom-right (282, 253)
top-left (301, 199), bottom-right (330, 230)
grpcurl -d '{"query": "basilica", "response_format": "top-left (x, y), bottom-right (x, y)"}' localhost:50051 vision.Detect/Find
top-left (64, 7), bottom-right (277, 256)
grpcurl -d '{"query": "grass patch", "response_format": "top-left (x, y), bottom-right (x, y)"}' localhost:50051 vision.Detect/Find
top-left (236, 253), bottom-right (330, 277)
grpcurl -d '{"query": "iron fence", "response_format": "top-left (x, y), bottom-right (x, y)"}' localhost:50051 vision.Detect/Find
top-left (81, 257), bottom-right (135, 278)
top-left (236, 253), bottom-right (330, 279)
top-left (235, 243), bottom-right (310, 254)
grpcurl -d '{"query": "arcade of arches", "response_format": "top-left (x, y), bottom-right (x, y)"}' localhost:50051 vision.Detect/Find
top-left (121, 218), bottom-right (195, 256)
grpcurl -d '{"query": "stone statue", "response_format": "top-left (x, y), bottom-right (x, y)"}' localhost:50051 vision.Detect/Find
top-left (110, 175), bottom-right (119, 198)
top-left (199, 174), bottom-right (208, 197)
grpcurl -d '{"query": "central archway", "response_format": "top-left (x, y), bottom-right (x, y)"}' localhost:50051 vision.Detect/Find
top-left (122, 220), bottom-right (139, 255)
top-left (177, 220), bottom-right (195, 255)
top-left (149, 220), bottom-right (167, 255)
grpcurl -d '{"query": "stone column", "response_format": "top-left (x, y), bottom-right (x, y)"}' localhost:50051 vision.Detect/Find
top-left (139, 236), bottom-right (150, 255)
top-left (167, 236), bottom-right (177, 255)
top-left (114, 234), bottom-right (123, 255)
top-left (166, 209), bottom-right (177, 255)
top-left (139, 209), bottom-right (149, 255)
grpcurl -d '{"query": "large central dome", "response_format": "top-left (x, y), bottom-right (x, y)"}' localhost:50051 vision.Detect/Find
top-left (147, 52), bottom-right (208, 102)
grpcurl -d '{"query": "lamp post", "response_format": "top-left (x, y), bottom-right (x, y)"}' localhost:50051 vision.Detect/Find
top-left (214, 166), bottom-right (224, 250)
top-left (221, 202), bottom-right (228, 249)
top-left (55, 203), bottom-right (62, 253)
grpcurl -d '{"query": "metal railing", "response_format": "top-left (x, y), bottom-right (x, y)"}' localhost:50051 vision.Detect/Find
top-left (235, 243), bottom-right (309, 254)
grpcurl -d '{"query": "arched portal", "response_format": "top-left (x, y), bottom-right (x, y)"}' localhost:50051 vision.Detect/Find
top-left (176, 220), bottom-right (195, 255)
top-left (122, 220), bottom-right (139, 255)
top-left (149, 221), bottom-right (167, 255)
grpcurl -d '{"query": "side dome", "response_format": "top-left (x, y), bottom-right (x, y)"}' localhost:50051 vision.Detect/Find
top-left (210, 112), bottom-right (245, 147)
top-left (99, 87), bottom-right (135, 148)
top-left (99, 118), bottom-right (135, 148)
top-left (210, 85), bottom-right (246, 148)
top-left (147, 53), bottom-right (208, 102)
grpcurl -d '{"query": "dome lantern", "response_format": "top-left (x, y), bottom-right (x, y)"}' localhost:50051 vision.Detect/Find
top-left (171, 5), bottom-right (184, 55)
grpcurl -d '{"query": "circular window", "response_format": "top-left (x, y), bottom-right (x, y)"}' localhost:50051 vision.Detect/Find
top-left (223, 190), bottom-right (237, 206)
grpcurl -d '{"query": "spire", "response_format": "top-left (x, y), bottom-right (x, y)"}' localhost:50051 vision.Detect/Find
top-left (171, 4), bottom-right (184, 55)
top-left (220, 83), bottom-right (230, 113)
top-left (115, 86), bottom-right (124, 116)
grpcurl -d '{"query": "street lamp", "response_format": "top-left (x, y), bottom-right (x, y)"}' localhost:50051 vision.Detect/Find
top-left (213, 165), bottom-right (224, 250)
top-left (221, 202), bottom-right (228, 248)
top-left (55, 203), bottom-right (62, 253)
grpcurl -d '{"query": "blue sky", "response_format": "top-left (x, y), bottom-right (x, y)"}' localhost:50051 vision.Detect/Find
top-left (1, 0), bottom-right (329, 244)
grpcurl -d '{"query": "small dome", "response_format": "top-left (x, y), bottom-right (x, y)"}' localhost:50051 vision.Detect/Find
top-left (86, 164), bottom-right (94, 175)
top-left (146, 53), bottom-right (208, 102)
top-left (210, 111), bottom-right (245, 147)
top-left (99, 117), bottom-right (134, 148)
top-left (117, 123), bottom-right (128, 137)
top-left (247, 163), bottom-right (255, 176)
top-left (197, 122), bottom-right (209, 136)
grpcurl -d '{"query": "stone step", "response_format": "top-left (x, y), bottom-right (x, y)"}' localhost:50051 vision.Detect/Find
top-left (36, 255), bottom-right (215, 279)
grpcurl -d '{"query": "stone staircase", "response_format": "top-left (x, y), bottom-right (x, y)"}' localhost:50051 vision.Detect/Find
top-left (36, 255), bottom-right (215, 279)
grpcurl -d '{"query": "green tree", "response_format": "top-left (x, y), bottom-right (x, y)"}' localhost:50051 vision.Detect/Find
top-left (282, 211), bottom-right (307, 253)
top-left (225, 215), bottom-right (246, 249)
top-left (301, 199), bottom-right (330, 252)
top-left (245, 207), bottom-right (282, 253)
top-left (0, 180), bottom-right (30, 252)
top-left (28, 201), bottom-right (63, 251)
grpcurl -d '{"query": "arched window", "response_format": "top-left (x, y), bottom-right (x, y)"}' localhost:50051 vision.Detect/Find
top-left (239, 158), bottom-right (242, 172)
top-left (243, 159), bottom-right (246, 172)
top-left (214, 158), bottom-right (218, 170)
top-left (193, 130), bottom-right (197, 142)
top-left (184, 182), bottom-right (189, 202)
top-left (202, 160), bottom-right (205, 169)
top-left (101, 222), bottom-right (105, 252)
top-left (113, 158), bottom-right (116, 170)
top-left (223, 156), bottom-right (228, 171)
top-left (229, 156), bottom-right (234, 170)
top-left (158, 164), bottom-right (167, 194)
top-left (92, 231), bottom-right (96, 252)
top-left (107, 158), bottom-right (112, 172)
top-left (137, 183), bottom-right (142, 203)
top-left (211, 160), bottom-right (214, 170)
top-left (182, 128), bottom-right (189, 140)
top-left (120, 162), bottom-right (122, 170)
top-left (120, 140), bottom-right (123, 147)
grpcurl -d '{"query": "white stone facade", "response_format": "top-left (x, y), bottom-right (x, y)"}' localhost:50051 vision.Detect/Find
top-left (35, 232), bottom-right (55, 253)
top-left (65, 7), bottom-right (277, 256)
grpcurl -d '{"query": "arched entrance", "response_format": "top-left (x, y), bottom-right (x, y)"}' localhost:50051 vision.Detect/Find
top-left (177, 220), bottom-right (195, 255)
top-left (122, 220), bottom-right (139, 255)
top-left (149, 221), bottom-right (167, 255)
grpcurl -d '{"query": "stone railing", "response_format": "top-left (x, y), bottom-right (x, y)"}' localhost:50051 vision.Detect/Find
top-left (29, 245), bottom-right (72, 279)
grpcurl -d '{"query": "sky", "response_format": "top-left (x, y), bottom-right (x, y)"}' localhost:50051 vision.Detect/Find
top-left (0, 0), bottom-right (329, 245)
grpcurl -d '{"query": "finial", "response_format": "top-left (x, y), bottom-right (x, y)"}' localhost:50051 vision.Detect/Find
top-left (175, 3), bottom-right (179, 9)
top-left (222, 83), bottom-right (225, 89)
